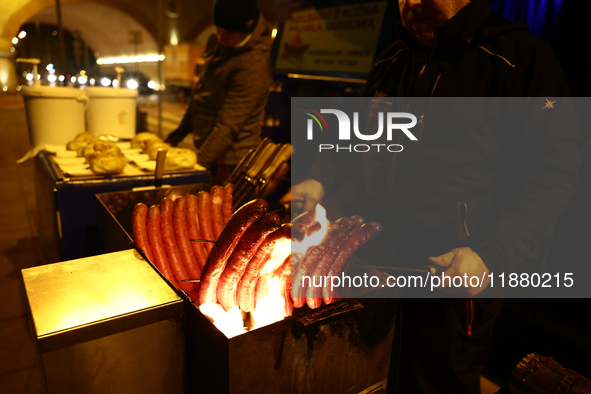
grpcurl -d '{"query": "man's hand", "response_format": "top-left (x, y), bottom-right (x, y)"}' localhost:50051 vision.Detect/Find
top-left (428, 247), bottom-right (491, 296)
top-left (165, 132), bottom-right (185, 147)
top-left (279, 179), bottom-right (325, 213)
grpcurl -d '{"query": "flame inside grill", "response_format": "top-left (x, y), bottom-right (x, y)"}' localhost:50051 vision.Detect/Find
top-left (199, 304), bottom-right (246, 338)
top-left (199, 204), bottom-right (330, 338)
top-left (292, 204), bottom-right (329, 256)
top-left (250, 276), bottom-right (285, 329)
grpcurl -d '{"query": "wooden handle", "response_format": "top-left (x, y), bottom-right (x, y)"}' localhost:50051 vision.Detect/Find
top-left (243, 137), bottom-right (272, 171)
top-left (260, 144), bottom-right (292, 181)
top-left (245, 143), bottom-right (276, 179)
top-left (258, 161), bottom-right (290, 199)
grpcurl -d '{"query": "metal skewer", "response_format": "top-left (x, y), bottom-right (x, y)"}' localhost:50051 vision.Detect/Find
top-left (190, 239), bottom-right (216, 243)
top-left (349, 256), bottom-right (444, 276)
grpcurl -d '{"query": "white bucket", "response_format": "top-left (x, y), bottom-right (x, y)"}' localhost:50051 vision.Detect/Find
top-left (21, 86), bottom-right (88, 147)
top-left (84, 87), bottom-right (138, 139)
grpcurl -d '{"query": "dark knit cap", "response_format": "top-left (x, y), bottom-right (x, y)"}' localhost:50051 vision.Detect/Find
top-left (212, 0), bottom-right (260, 33)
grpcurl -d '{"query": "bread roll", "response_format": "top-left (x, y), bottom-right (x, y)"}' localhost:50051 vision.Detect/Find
top-left (75, 132), bottom-right (96, 142)
top-left (66, 132), bottom-right (96, 150)
top-left (76, 142), bottom-right (92, 157)
top-left (88, 152), bottom-right (127, 174)
top-left (141, 137), bottom-right (163, 153)
top-left (131, 132), bottom-right (161, 149)
top-left (80, 141), bottom-right (121, 159)
top-left (164, 148), bottom-right (197, 170)
top-left (147, 142), bottom-right (172, 160)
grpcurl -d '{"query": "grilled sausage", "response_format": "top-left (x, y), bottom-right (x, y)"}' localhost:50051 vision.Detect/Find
top-left (160, 197), bottom-right (196, 295)
top-left (290, 252), bottom-right (306, 308)
top-left (323, 222), bottom-right (382, 304)
top-left (173, 196), bottom-right (202, 281)
top-left (185, 194), bottom-right (208, 270)
top-left (237, 224), bottom-right (291, 312)
top-left (291, 211), bottom-right (317, 242)
top-left (281, 274), bottom-right (294, 317)
top-left (132, 203), bottom-right (154, 264)
top-left (216, 212), bottom-right (281, 311)
top-left (198, 199), bottom-right (268, 305)
top-left (291, 222), bottom-right (340, 307)
top-left (146, 205), bottom-right (180, 288)
top-left (210, 186), bottom-right (224, 239)
top-left (254, 273), bottom-right (271, 306)
top-left (197, 191), bottom-right (215, 254)
top-left (292, 210), bottom-right (316, 229)
top-left (222, 184), bottom-right (233, 224)
top-left (276, 255), bottom-right (294, 317)
top-left (306, 217), bottom-right (360, 309)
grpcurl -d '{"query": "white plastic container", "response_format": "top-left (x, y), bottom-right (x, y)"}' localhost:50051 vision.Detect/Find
top-left (84, 87), bottom-right (138, 139)
top-left (21, 86), bottom-right (88, 147)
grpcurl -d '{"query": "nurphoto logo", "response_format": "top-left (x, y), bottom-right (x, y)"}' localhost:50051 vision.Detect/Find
top-left (303, 107), bottom-right (418, 153)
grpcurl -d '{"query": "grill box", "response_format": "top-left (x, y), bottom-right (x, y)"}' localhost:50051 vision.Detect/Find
top-left (95, 186), bottom-right (398, 393)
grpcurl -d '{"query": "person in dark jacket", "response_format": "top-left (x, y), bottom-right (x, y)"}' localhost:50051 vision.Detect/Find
top-left (284, 0), bottom-right (583, 392)
top-left (166, 0), bottom-right (273, 182)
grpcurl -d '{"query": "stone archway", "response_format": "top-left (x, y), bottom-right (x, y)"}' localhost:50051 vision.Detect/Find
top-left (0, 0), bottom-right (161, 92)
top-left (0, 0), bottom-right (274, 92)
top-left (2, 0), bottom-right (158, 45)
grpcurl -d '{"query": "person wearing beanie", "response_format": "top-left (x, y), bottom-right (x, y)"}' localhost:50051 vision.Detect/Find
top-left (166, 0), bottom-right (273, 183)
top-left (212, 0), bottom-right (259, 33)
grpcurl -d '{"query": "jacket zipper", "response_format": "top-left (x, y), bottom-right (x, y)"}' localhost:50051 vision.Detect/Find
top-left (415, 61), bottom-right (428, 97)
top-left (414, 35), bottom-right (437, 97)
top-left (430, 73), bottom-right (442, 97)
top-left (477, 45), bottom-right (515, 68)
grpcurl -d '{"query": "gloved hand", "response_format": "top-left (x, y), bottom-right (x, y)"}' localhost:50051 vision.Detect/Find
top-left (165, 132), bottom-right (185, 146)
top-left (280, 179), bottom-right (325, 213)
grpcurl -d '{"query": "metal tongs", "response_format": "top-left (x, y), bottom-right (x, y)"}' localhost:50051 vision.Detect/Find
top-left (350, 256), bottom-right (444, 276)
top-left (182, 239), bottom-right (216, 282)
top-left (230, 138), bottom-right (292, 210)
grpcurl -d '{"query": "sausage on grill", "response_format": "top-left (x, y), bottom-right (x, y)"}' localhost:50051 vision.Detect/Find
top-left (198, 199), bottom-right (269, 305)
top-left (216, 212), bottom-right (281, 311)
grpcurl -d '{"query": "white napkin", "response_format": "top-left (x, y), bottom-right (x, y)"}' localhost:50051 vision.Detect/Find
top-left (17, 144), bottom-right (77, 163)
top-left (16, 146), bottom-right (44, 164)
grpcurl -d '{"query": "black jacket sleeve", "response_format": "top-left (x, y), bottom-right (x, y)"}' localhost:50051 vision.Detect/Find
top-left (167, 107), bottom-right (193, 142)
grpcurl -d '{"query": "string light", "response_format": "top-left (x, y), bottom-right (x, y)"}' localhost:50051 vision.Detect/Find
top-left (96, 54), bottom-right (165, 65)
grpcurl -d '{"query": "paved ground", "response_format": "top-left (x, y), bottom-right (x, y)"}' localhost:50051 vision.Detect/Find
top-left (0, 95), bottom-right (47, 393)
top-left (0, 94), bottom-right (195, 394)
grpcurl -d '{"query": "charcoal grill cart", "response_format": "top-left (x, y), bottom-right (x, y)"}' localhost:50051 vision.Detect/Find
top-left (22, 246), bottom-right (398, 393)
top-left (93, 184), bottom-right (399, 393)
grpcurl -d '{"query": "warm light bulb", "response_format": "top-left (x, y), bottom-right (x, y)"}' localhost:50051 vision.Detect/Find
top-left (126, 79), bottom-right (138, 89)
